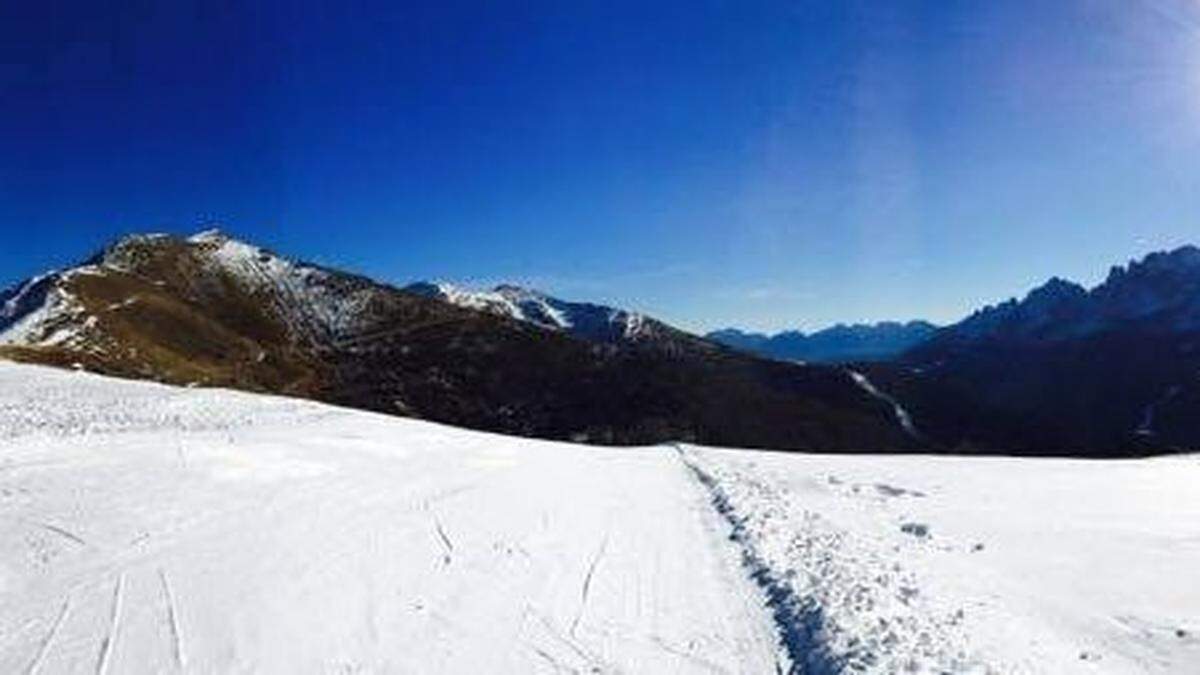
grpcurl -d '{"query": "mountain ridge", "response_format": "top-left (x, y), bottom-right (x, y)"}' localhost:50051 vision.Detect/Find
top-left (871, 244), bottom-right (1200, 454)
top-left (402, 281), bottom-right (676, 346)
top-left (919, 244), bottom-right (1200, 349)
top-left (0, 229), bottom-right (916, 452)
top-left (5, 230), bottom-right (1198, 455)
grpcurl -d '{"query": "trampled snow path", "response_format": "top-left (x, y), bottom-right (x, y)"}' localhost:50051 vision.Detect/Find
top-left (0, 363), bottom-right (782, 673)
top-left (3, 362), bottom-right (1199, 674)
top-left (682, 447), bottom-right (1200, 674)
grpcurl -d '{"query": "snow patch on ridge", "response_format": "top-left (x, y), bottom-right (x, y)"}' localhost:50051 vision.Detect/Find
top-left (0, 275), bottom-right (92, 349)
top-left (421, 282), bottom-right (582, 331)
top-left (0, 292), bottom-right (59, 345)
top-left (429, 283), bottom-right (534, 323)
top-left (187, 228), bottom-right (227, 243)
top-left (2, 273), bottom-right (56, 321)
top-left (407, 281), bottom-right (653, 342)
top-left (187, 233), bottom-right (378, 346)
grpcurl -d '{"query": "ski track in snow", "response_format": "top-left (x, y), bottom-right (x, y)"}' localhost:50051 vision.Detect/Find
top-left (95, 574), bottom-right (124, 675)
top-left (433, 516), bottom-right (454, 566)
top-left (570, 534), bottom-right (609, 638)
top-left (157, 568), bottom-right (185, 671)
top-left (34, 522), bottom-right (87, 548)
top-left (24, 597), bottom-right (69, 675)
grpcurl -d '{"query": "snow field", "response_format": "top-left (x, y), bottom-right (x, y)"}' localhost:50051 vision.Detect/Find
top-left (0, 363), bottom-right (781, 673)
top-left (683, 447), bottom-right (1200, 673)
top-left (3, 361), bottom-right (1198, 673)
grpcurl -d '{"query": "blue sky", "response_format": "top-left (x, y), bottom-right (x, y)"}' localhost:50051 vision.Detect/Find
top-left (2, 1), bottom-right (1199, 333)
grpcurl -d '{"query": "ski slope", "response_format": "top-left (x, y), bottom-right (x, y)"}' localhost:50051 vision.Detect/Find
top-left (0, 363), bottom-right (780, 673)
top-left (2, 362), bottom-right (1198, 673)
top-left (682, 448), bottom-right (1200, 673)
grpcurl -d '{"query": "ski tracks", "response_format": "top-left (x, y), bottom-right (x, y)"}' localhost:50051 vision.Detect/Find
top-left (523, 605), bottom-right (604, 672)
top-left (432, 516), bottom-right (454, 566)
top-left (158, 568), bottom-right (187, 671)
top-left (95, 573), bottom-right (125, 675)
top-left (36, 522), bottom-right (88, 548)
top-left (23, 569), bottom-right (182, 675)
top-left (24, 596), bottom-right (71, 675)
top-left (570, 534), bottom-right (610, 638)
top-left (91, 569), bottom-right (187, 673)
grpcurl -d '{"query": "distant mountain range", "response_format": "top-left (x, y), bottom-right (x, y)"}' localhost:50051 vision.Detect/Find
top-left (0, 230), bottom-right (914, 452)
top-left (704, 245), bottom-right (1200, 455)
top-left (3, 230), bottom-right (1198, 456)
top-left (401, 283), bottom-right (939, 364)
top-left (866, 245), bottom-right (1200, 455)
top-left (706, 321), bottom-right (938, 363)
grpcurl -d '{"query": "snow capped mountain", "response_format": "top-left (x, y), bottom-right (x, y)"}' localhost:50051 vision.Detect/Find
top-left (1, 228), bottom-right (682, 362)
top-left (708, 321), bottom-right (938, 363)
top-left (0, 229), bottom-right (916, 452)
top-left (0, 228), bottom-right (382, 358)
top-left (403, 281), bottom-right (656, 343)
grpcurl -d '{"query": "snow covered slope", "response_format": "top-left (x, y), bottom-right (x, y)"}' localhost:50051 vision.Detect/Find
top-left (2, 362), bottom-right (1197, 673)
top-left (0, 363), bottom-right (780, 673)
top-left (684, 447), bottom-right (1200, 673)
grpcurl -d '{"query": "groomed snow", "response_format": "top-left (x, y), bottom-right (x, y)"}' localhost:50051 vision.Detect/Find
top-left (2, 362), bottom-right (1197, 674)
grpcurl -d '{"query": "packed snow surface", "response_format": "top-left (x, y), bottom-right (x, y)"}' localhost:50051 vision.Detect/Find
top-left (1, 362), bottom-right (1197, 673)
top-left (0, 363), bottom-right (779, 674)
top-left (681, 447), bottom-right (1200, 673)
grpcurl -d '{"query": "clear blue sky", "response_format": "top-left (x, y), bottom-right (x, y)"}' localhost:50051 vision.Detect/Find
top-left (3, 1), bottom-right (1199, 333)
